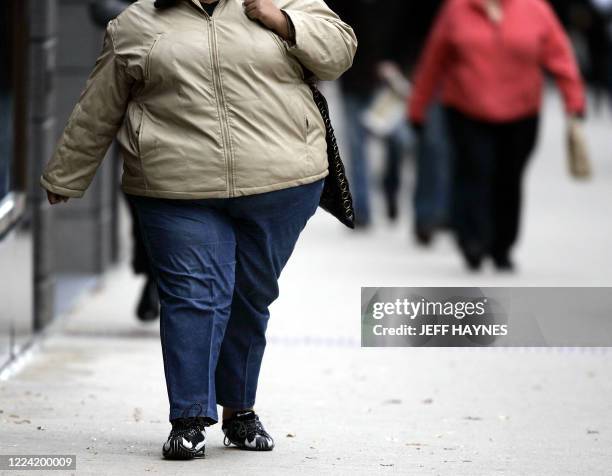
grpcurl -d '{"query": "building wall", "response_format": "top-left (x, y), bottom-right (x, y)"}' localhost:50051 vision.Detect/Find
top-left (51, 0), bottom-right (117, 274)
top-left (1, 0), bottom-right (120, 368)
top-left (0, 0), bottom-right (36, 366)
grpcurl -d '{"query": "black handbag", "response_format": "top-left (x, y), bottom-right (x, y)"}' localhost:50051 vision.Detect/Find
top-left (307, 82), bottom-right (355, 229)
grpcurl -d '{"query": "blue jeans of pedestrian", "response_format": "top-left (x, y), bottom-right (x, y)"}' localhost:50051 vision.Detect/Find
top-left (414, 102), bottom-right (453, 229)
top-left (127, 179), bottom-right (324, 424)
top-left (382, 121), bottom-right (415, 210)
top-left (342, 93), bottom-right (372, 224)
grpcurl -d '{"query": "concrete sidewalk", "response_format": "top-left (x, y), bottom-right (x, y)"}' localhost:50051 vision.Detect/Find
top-left (1, 263), bottom-right (611, 475)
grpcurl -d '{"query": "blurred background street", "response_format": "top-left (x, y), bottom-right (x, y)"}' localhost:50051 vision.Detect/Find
top-left (1, 0), bottom-right (612, 474)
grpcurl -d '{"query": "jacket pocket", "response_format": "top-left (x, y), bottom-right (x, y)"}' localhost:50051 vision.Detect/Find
top-left (137, 106), bottom-right (148, 159)
top-left (302, 96), bottom-right (312, 167)
top-left (123, 103), bottom-right (142, 155)
top-left (145, 34), bottom-right (163, 81)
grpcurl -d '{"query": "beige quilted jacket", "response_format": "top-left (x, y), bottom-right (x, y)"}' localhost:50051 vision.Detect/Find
top-left (40, 0), bottom-right (357, 199)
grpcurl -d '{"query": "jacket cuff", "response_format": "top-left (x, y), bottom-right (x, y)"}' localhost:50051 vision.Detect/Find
top-left (280, 9), bottom-right (304, 53)
top-left (40, 175), bottom-right (85, 198)
top-left (281, 10), bottom-right (296, 47)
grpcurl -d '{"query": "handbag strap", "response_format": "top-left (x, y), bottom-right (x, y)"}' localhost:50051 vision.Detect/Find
top-left (307, 83), bottom-right (355, 224)
top-left (307, 83), bottom-right (338, 158)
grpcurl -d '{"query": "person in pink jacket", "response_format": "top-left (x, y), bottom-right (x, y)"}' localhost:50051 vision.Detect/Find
top-left (409, 0), bottom-right (588, 271)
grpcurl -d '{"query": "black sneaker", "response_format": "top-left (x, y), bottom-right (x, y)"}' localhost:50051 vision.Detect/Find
top-left (459, 242), bottom-right (484, 272)
top-left (222, 410), bottom-right (274, 451)
top-left (492, 253), bottom-right (515, 272)
top-left (414, 225), bottom-right (434, 247)
top-left (162, 417), bottom-right (207, 459)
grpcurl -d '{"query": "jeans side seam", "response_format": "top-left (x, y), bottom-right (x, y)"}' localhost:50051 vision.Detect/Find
top-left (207, 242), bottom-right (218, 415)
top-left (131, 202), bottom-right (175, 415)
top-left (242, 341), bottom-right (253, 408)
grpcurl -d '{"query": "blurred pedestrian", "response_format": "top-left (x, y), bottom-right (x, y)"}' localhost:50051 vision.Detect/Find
top-left (565, 1), bottom-right (609, 111)
top-left (40, 0), bottom-right (355, 461)
top-left (412, 99), bottom-right (453, 245)
top-left (409, 0), bottom-right (590, 271)
top-left (591, 0), bottom-right (612, 110)
top-left (328, 0), bottom-right (411, 227)
top-left (361, 60), bottom-right (415, 221)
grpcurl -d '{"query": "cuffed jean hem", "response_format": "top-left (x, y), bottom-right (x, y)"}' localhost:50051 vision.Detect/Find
top-left (168, 404), bottom-right (219, 425)
top-left (216, 399), bottom-right (256, 410)
top-left (169, 410), bottom-right (219, 426)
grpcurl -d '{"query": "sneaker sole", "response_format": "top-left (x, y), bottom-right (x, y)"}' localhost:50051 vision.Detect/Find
top-left (162, 439), bottom-right (205, 460)
top-left (224, 439), bottom-right (274, 452)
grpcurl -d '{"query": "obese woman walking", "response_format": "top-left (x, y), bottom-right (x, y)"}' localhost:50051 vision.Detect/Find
top-left (409, 0), bottom-right (589, 271)
top-left (40, 0), bottom-right (356, 459)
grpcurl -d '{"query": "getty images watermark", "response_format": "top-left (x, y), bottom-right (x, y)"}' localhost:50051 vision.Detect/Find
top-left (361, 287), bottom-right (612, 347)
top-left (371, 296), bottom-right (506, 337)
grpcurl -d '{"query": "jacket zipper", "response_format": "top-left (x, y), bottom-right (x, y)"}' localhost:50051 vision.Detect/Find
top-left (197, 3), bottom-right (235, 197)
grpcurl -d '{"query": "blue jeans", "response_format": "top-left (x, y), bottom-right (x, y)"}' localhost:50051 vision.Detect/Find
top-left (342, 93), bottom-right (372, 223)
top-left (128, 179), bottom-right (324, 423)
top-left (414, 102), bottom-right (453, 229)
top-left (382, 121), bottom-right (415, 207)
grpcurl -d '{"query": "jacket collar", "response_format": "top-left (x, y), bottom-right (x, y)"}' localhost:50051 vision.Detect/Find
top-left (186, 0), bottom-right (204, 11)
top-left (468, 0), bottom-right (513, 15)
top-left (185, 0), bottom-right (224, 11)
top-left (469, 0), bottom-right (513, 8)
